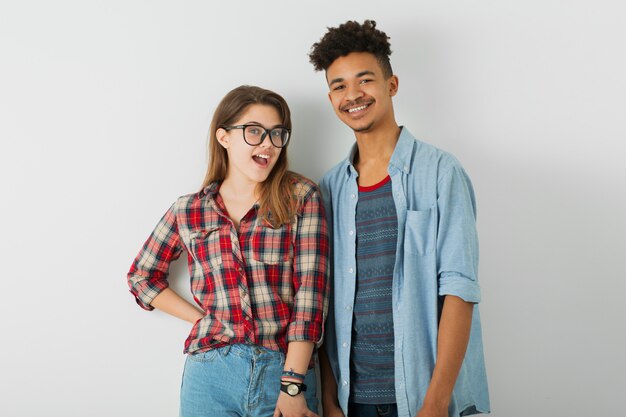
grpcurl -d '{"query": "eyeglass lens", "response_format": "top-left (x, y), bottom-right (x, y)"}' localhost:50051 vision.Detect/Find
top-left (244, 125), bottom-right (289, 147)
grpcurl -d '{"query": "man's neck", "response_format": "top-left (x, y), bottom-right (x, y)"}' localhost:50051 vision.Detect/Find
top-left (353, 122), bottom-right (401, 186)
top-left (353, 122), bottom-right (401, 166)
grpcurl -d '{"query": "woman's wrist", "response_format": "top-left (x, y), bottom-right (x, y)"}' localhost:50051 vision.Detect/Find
top-left (281, 368), bottom-right (306, 381)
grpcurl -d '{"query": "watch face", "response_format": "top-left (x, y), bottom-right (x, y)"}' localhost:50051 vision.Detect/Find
top-left (287, 384), bottom-right (299, 396)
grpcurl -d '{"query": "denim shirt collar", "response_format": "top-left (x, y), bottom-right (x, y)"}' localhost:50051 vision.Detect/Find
top-left (342, 126), bottom-right (416, 179)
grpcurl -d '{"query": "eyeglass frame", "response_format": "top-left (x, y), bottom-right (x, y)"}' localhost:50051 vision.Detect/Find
top-left (220, 124), bottom-right (291, 148)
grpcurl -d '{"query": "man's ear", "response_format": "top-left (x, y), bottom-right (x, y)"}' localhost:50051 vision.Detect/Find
top-left (388, 75), bottom-right (399, 97)
top-left (216, 128), bottom-right (229, 149)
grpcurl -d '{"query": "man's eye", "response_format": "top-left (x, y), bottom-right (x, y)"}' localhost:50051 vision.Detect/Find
top-left (332, 85), bottom-right (345, 91)
top-left (360, 79), bottom-right (372, 84)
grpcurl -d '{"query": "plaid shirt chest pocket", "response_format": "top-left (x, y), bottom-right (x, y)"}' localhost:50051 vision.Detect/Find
top-left (251, 222), bottom-right (293, 265)
top-left (189, 227), bottom-right (224, 269)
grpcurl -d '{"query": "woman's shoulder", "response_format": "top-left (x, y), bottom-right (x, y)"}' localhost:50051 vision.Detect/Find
top-left (170, 183), bottom-right (218, 212)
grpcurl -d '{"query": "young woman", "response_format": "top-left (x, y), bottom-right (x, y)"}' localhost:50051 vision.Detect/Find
top-left (127, 86), bottom-right (329, 417)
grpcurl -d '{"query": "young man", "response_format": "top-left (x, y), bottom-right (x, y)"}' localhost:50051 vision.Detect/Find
top-left (309, 21), bottom-right (490, 417)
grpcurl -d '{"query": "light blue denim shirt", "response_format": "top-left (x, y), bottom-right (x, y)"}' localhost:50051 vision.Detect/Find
top-left (319, 127), bottom-right (490, 417)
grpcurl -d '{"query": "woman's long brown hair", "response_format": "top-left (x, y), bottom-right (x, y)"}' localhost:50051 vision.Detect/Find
top-left (201, 85), bottom-right (300, 228)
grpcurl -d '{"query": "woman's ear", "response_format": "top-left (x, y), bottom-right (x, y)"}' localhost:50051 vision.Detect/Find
top-left (216, 128), bottom-right (229, 149)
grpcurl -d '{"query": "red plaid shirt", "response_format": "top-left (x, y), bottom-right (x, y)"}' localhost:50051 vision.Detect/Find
top-left (127, 178), bottom-right (329, 354)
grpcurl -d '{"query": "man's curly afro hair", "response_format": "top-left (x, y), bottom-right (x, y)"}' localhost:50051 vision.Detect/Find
top-left (309, 20), bottom-right (393, 78)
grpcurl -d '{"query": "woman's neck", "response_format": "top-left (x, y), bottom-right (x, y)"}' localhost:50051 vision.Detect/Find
top-left (220, 176), bottom-right (258, 201)
top-left (219, 176), bottom-right (259, 229)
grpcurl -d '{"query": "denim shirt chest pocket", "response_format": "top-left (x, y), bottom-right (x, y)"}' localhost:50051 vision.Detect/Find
top-left (189, 227), bottom-right (223, 268)
top-left (404, 207), bottom-right (436, 256)
top-left (251, 221), bottom-right (293, 265)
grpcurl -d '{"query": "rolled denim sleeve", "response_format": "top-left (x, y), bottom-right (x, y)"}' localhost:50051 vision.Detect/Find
top-left (127, 202), bottom-right (183, 310)
top-left (287, 185), bottom-right (330, 346)
top-left (436, 163), bottom-right (481, 303)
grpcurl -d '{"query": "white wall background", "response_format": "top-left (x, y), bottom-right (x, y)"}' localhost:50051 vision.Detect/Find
top-left (1, 1), bottom-right (625, 416)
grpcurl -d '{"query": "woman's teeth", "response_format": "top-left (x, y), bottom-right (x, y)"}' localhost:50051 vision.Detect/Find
top-left (253, 154), bottom-right (270, 166)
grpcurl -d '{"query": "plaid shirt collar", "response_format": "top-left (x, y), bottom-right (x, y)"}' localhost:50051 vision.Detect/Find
top-left (200, 181), bottom-right (271, 227)
top-left (198, 181), bottom-right (220, 199)
top-left (199, 181), bottom-right (260, 206)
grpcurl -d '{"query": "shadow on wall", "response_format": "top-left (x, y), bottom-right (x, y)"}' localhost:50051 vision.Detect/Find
top-left (288, 98), bottom-right (353, 183)
top-left (465, 139), bottom-right (626, 416)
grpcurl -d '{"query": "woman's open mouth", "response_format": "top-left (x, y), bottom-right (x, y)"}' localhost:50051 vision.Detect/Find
top-left (252, 154), bottom-right (270, 167)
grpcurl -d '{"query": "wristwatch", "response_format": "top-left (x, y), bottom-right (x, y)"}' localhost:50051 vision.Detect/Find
top-left (280, 382), bottom-right (307, 396)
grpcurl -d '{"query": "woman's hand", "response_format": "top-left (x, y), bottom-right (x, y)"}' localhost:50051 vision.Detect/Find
top-left (272, 392), bottom-right (319, 417)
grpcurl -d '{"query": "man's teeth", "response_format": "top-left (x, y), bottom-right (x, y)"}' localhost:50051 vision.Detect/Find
top-left (347, 104), bottom-right (368, 113)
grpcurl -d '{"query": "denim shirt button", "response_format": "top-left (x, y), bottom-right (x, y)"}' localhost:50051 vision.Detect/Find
top-left (348, 268), bottom-right (354, 274)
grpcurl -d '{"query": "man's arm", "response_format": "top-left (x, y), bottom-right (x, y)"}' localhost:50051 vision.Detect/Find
top-left (318, 344), bottom-right (345, 417)
top-left (417, 295), bottom-right (473, 417)
top-left (420, 161), bottom-right (481, 416)
top-left (317, 176), bottom-right (344, 417)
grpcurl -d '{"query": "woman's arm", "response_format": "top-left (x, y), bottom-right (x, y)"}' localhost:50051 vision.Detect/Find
top-left (128, 203), bottom-right (184, 310)
top-left (273, 341), bottom-right (319, 417)
top-left (150, 288), bottom-right (204, 324)
top-left (283, 341), bottom-right (314, 376)
top-left (273, 185), bottom-right (330, 417)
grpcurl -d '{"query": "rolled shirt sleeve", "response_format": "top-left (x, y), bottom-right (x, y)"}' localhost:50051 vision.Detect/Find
top-left (286, 186), bottom-right (330, 346)
top-left (127, 203), bottom-right (183, 310)
top-left (436, 163), bottom-right (481, 303)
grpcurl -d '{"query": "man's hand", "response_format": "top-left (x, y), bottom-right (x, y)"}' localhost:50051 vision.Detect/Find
top-left (415, 295), bottom-right (473, 417)
top-left (415, 401), bottom-right (448, 417)
top-left (322, 402), bottom-right (346, 417)
top-left (318, 343), bottom-right (344, 416)
top-left (273, 392), bottom-right (319, 417)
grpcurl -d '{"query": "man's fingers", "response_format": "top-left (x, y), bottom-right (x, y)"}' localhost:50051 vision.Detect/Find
top-left (272, 406), bottom-right (280, 417)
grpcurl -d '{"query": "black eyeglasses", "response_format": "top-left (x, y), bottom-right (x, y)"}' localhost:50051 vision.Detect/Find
top-left (221, 124), bottom-right (291, 148)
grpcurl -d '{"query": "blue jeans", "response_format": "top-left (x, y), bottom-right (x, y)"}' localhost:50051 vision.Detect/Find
top-left (348, 402), bottom-right (398, 417)
top-left (180, 344), bottom-right (318, 417)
